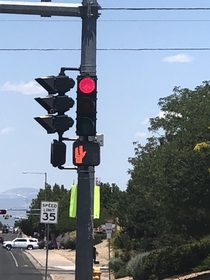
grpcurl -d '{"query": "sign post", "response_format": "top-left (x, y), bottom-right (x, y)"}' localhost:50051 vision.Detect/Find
top-left (40, 201), bottom-right (58, 280)
top-left (105, 222), bottom-right (113, 280)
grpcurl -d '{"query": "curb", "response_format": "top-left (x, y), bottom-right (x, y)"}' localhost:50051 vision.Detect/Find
top-left (24, 251), bottom-right (53, 280)
top-left (24, 250), bottom-right (44, 267)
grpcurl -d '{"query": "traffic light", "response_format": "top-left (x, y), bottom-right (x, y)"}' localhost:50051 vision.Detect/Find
top-left (76, 75), bottom-right (97, 136)
top-left (34, 74), bottom-right (75, 135)
top-left (73, 141), bottom-right (100, 166)
top-left (0, 210), bottom-right (6, 214)
top-left (51, 140), bottom-right (66, 167)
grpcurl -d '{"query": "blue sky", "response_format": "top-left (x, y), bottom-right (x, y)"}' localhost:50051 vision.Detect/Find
top-left (0, 0), bottom-right (210, 195)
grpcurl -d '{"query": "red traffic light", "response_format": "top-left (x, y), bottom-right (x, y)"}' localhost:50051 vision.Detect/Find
top-left (0, 209), bottom-right (6, 214)
top-left (78, 77), bottom-right (95, 94)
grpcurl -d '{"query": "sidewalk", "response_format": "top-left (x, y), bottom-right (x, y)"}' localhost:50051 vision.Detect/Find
top-left (25, 249), bottom-right (109, 280)
top-left (26, 249), bottom-right (75, 269)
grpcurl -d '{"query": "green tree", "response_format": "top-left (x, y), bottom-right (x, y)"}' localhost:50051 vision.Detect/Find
top-left (27, 183), bottom-right (75, 237)
top-left (115, 81), bottom-right (210, 251)
top-left (94, 183), bottom-right (124, 228)
top-left (23, 182), bottom-right (123, 241)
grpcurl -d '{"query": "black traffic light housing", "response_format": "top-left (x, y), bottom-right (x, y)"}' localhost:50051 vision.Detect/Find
top-left (35, 95), bottom-right (74, 115)
top-left (76, 75), bottom-right (97, 136)
top-left (34, 73), bottom-right (75, 136)
top-left (51, 140), bottom-right (66, 167)
top-left (0, 210), bottom-right (6, 214)
top-left (35, 75), bottom-right (75, 95)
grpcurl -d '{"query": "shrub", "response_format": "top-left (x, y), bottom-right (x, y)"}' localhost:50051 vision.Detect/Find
top-left (94, 233), bottom-right (106, 245)
top-left (193, 254), bottom-right (210, 272)
top-left (109, 256), bottom-right (124, 273)
top-left (109, 249), bottom-right (137, 279)
top-left (142, 236), bottom-right (210, 279)
top-left (62, 231), bottom-right (76, 249)
top-left (127, 252), bottom-right (149, 280)
top-left (109, 236), bottom-right (210, 280)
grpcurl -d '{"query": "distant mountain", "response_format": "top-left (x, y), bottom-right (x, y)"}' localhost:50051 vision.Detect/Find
top-left (1, 187), bottom-right (39, 196)
top-left (0, 188), bottom-right (39, 207)
top-left (0, 187), bottom-right (39, 227)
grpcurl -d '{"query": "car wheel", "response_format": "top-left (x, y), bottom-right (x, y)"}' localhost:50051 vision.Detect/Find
top-left (27, 245), bottom-right (33, 250)
top-left (6, 245), bottom-right (12, 251)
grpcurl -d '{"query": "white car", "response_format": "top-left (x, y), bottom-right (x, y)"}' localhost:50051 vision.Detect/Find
top-left (2, 238), bottom-right (39, 251)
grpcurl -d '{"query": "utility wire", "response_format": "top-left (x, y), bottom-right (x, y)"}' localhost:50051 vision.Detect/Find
top-left (1, 19), bottom-right (210, 22)
top-left (102, 7), bottom-right (210, 11)
top-left (0, 48), bottom-right (210, 51)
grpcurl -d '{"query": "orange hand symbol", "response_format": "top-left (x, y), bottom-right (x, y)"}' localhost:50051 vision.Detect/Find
top-left (75, 145), bottom-right (87, 164)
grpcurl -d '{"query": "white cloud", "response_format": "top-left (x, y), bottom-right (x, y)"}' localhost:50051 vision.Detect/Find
top-left (141, 118), bottom-right (149, 125)
top-left (158, 110), bottom-right (182, 118)
top-left (0, 81), bottom-right (45, 95)
top-left (163, 54), bottom-right (194, 63)
top-left (135, 132), bottom-right (147, 138)
top-left (158, 111), bottom-right (166, 118)
top-left (1, 127), bottom-right (15, 135)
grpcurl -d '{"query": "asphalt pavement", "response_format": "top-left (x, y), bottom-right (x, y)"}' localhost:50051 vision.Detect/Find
top-left (24, 249), bottom-right (109, 280)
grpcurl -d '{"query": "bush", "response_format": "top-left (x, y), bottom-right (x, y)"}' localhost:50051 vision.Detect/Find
top-left (109, 236), bottom-right (210, 280)
top-left (94, 234), bottom-right (106, 245)
top-left (109, 256), bottom-right (124, 273)
top-left (109, 249), bottom-right (136, 279)
top-left (193, 254), bottom-right (210, 272)
top-left (61, 231), bottom-right (105, 250)
top-left (142, 236), bottom-right (210, 279)
top-left (62, 231), bottom-right (76, 249)
top-left (127, 252), bottom-right (149, 280)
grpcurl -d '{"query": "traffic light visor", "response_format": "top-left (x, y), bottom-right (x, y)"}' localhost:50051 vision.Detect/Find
top-left (78, 77), bottom-right (95, 94)
top-left (35, 76), bottom-right (56, 94)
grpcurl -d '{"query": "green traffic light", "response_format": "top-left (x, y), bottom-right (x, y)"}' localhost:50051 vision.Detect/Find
top-left (77, 117), bottom-right (95, 136)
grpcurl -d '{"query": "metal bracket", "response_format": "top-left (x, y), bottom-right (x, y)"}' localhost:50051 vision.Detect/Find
top-left (58, 166), bottom-right (77, 170)
top-left (59, 67), bottom-right (81, 75)
top-left (61, 137), bottom-right (77, 142)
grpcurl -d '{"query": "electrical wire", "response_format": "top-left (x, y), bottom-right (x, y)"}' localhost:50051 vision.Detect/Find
top-left (102, 7), bottom-right (210, 11)
top-left (1, 19), bottom-right (210, 22)
top-left (0, 48), bottom-right (210, 51)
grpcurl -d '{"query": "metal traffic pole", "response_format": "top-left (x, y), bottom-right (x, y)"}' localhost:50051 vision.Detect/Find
top-left (75, 1), bottom-right (100, 280)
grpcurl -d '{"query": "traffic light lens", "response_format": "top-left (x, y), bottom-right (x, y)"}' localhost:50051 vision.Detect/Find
top-left (79, 77), bottom-right (95, 94)
top-left (78, 97), bottom-right (94, 114)
top-left (77, 118), bottom-right (94, 135)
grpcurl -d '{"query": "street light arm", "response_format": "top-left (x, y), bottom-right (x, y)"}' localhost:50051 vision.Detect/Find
top-left (22, 171), bottom-right (48, 200)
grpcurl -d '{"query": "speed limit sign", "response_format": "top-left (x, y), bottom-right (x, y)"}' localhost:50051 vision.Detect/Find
top-left (40, 201), bottom-right (58, 224)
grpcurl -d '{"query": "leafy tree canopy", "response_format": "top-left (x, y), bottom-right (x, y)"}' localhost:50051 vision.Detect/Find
top-left (115, 81), bottom-right (210, 251)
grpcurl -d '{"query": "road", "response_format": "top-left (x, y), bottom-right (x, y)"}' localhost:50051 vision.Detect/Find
top-left (0, 232), bottom-right (43, 280)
